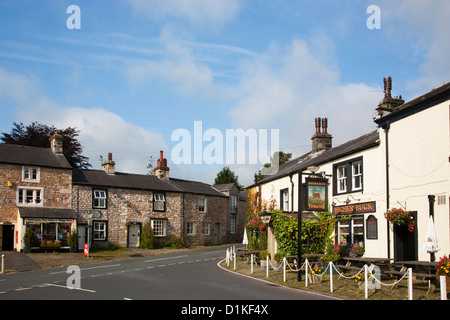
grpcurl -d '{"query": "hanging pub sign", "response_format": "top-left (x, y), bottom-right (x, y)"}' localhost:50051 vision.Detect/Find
top-left (305, 177), bottom-right (328, 212)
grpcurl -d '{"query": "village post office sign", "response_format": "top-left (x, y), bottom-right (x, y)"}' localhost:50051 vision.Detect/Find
top-left (333, 201), bottom-right (376, 215)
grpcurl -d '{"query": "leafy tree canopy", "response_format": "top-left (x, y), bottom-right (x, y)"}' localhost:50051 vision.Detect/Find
top-left (1, 122), bottom-right (91, 169)
top-left (214, 166), bottom-right (243, 191)
top-left (255, 151), bottom-right (292, 182)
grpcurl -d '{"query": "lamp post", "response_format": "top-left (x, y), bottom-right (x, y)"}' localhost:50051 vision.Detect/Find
top-left (260, 211), bottom-right (271, 225)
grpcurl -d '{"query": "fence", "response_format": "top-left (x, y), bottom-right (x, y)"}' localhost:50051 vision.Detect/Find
top-left (225, 247), bottom-right (447, 300)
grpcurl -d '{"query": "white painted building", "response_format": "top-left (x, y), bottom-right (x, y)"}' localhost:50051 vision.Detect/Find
top-left (251, 78), bottom-right (450, 261)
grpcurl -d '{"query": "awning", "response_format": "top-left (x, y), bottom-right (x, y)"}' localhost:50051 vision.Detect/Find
top-left (19, 207), bottom-right (76, 223)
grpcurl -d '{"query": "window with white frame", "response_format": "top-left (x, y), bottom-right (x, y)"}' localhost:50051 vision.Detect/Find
top-left (230, 216), bottom-right (236, 234)
top-left (93, 221), bottom-right (107, 241)
top-left (203, 223), bottom-right (211, 235)
top-left (337, 216), bottom-right (364, 244)
top-left (22, 166), bottom-right (40, 182)
top-left (333, 157), bottom-right (363, 195)
top-left (280, 188), bottom-right (289, 211)
top-left (187, 222), bottom-right (195, 235)
top-left (337, 165), bottom-right (347, 193)
top-left (17, 187), bottom-right (43, 205)
top-left (151, 219), bottom-right (167, 237)
top-left (153, 193), bottom-right (165, 211)
top-left (352, 161), bottom-right (362, 191)
top-left (198, 199), bottom-right (207, 213)
top-left (93, 190), bottom-right (107, 209)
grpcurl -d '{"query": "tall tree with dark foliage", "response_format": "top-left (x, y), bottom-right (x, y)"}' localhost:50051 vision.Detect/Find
top-left (1, 122), bottom-right (91, 169)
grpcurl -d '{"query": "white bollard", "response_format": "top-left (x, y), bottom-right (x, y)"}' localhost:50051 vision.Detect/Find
top-left (408, 268), bottom-right (413, 300)
top-left (251, 254), bottom-right (254, 274)
top-left (305, 259), bottom-right (309, 287)
top-left (226, 249), bottom-right (229, 266)
top-left (233, 252), bottom-right (236, 270)
top-left (330, 261), bottom-right (333, 293)
top-left (364, 264), bottom-right (369, 299)
top-left (440, 276), bottom-right (447, 300)
top-left (283, 257), bottom-right (286, 282)
top-left (1, 254), bottom-right (4, 274)
top-left (266, 255), bottom-right (269, 278)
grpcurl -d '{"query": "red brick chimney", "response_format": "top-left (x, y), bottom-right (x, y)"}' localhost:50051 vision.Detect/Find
top-left (154, 150), bottom-right (169, 180)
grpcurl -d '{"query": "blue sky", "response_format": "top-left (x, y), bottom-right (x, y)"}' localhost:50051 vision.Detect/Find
top-left (0, 1), bottom-right (449, 186)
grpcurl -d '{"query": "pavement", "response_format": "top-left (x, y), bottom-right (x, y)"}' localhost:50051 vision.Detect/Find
top-left (0, 251), bottom-right (41, 273)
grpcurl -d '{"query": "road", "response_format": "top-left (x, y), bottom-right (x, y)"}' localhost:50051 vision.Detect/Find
top-left (0, 246), bottom-right (336, 303)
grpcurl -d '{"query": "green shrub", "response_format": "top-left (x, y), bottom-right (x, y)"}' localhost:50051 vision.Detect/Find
top-left (163, 234), bottom-right (185, 249)
top-left (139, 224), bottom-right (155, 249)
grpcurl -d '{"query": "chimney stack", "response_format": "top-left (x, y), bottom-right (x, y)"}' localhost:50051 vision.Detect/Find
top-left (102, 152), bottom-right (116, 175)
top-left (311, 117), bottom-right (332, 153)
top-left (376, 76), bottom-right (404, 116)
top-left (154, 150), bottom-right (170, 180)
top-left (50, 132), bottom-right (63, 155)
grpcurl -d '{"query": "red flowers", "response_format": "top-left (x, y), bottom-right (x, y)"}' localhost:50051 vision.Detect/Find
top-left (384, 208), bottom-right (415, 232)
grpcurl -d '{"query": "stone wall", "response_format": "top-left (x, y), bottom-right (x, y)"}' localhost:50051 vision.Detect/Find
top-left (0, 163), bottom-right (72, 224)
top-left (72, 184), bottom-right (241, 248)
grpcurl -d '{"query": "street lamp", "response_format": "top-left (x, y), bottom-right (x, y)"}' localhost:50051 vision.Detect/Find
top-left (260, 211), bottom-right (272, 225)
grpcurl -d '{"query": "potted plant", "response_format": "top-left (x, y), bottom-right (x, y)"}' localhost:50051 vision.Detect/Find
top-left (384, 208), bottom-right (415, 232)
top-left (273, 252), bottom-right (282, 268)
top-left (67, 231), bottom-right (79, 253)
top-left (437, 255), bottom-right (450, 293)
top-left (23, 227), bottom-right (36, 253)
top-left (260, 251), bottom-right (269, 268)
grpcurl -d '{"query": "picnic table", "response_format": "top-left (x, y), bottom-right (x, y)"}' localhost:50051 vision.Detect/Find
top-left (337, 257), bottom-right (396, 273)
top-left (384, 260), bottom-right (438, 294)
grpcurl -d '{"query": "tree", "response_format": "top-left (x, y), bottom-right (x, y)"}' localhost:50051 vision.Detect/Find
top-left (255, 151), bottom-right (292, 181)
top-left (1, 122), bottom-right (91, 169)
top-left (214, 166), bottom-right (243, 191)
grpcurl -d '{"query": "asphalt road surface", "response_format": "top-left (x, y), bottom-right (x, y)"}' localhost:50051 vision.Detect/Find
top-left (0, 247), bottom-right (337, 305)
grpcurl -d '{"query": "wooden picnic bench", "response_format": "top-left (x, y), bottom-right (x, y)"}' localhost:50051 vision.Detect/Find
top-left (384, 260), bottom-right (438, 294)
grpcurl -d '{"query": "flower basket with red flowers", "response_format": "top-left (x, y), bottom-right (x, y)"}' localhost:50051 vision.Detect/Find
top-left (384, 208), bottom-right (415, 232)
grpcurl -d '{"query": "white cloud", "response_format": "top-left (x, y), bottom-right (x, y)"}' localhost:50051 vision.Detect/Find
top-left (227, 39), bottom-right (381, 181)
top-left (0, 67), bottom-right (166, 175)
top-left (380, 0), bottom-right (450, 93)
top-left (127, 0), bottom-right (241, 29)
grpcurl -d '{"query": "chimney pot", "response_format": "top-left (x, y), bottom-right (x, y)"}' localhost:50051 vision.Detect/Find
top-left (322, 118), bottom-right (328, 134)
top-left (315, 117), bottom-right (321, 134)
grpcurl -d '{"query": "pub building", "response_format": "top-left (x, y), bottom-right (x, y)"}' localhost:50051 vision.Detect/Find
top-left (250, 78), bottom-right (450, 261)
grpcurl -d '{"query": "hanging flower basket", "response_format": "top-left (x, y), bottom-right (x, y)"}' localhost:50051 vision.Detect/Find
top-left (384, 208), bottom-right (415, 232)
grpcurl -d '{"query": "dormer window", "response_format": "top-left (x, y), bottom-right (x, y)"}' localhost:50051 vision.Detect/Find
top-left (22, 166), bottom-right (40, 182)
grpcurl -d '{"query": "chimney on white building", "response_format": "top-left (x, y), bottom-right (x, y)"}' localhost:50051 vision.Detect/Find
top-left (311, 117), bottom-right (332, 153)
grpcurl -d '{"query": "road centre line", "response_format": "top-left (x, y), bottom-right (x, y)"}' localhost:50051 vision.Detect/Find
top-left (144, 255), bottom-right (187, 263)
top-left (49, 263), bottom-right (121, 274)
top-left (46, 283), bottom-right (96, 293)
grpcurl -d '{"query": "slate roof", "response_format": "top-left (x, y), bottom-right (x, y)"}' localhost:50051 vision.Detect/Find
top-left (72, 169), bottom-right (227, 197)
top-left (253, 130), bottom-right (380, 187)
top-left (19, 207), bottom-right (76, 219)
top-left (0, 144), bottom-right (72, 169)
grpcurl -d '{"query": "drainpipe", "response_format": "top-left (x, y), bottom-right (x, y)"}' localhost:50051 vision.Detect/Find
top-left (383, 122), bottom-right (391, 259)
top-left (289, 173), bottom-right (294, 212)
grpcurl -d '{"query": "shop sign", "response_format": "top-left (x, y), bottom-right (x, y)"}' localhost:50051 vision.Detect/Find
top-left (333, 201), bottom-right (376, 215)
top-left (305, 178), bottom-right (328, 212)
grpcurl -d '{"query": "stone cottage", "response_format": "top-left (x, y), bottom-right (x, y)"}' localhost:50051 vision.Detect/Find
top-left (72, 151), bottom-right (246, 249)
top-left (0, 133), bottom-right (75, 251)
